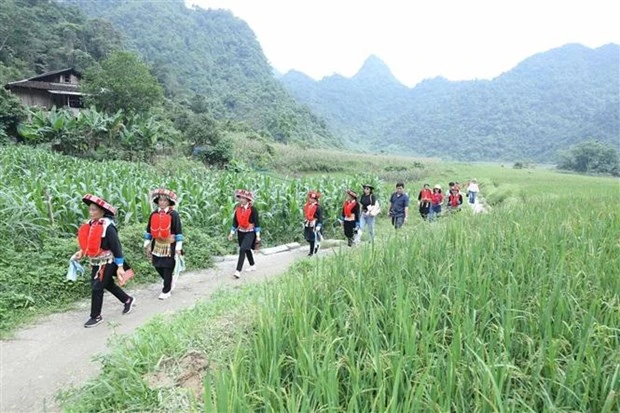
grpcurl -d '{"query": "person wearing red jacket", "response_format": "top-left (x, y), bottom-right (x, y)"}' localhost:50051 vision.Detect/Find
top-left (144, 188), bottom-right (184, 300)
top-left (303, 190), bottom-right (323, 256)
top-left (417, 183), bottom-right (432, 220)
top-left (429, 185), bottom-right (444, 221)
top-left (71, 194), bottom-right (135, 328)
top-left (339, 189), bottom-right (360, 246)
top-left (447, 187), bottom-right (463, 212)
top-left (228, 189), bottom-right (261, 278)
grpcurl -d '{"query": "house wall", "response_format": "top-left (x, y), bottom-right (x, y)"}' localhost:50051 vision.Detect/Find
top-left (12, 89), bottom-right (53, 108)
top-left (38, 73), bottom-right (79, 85)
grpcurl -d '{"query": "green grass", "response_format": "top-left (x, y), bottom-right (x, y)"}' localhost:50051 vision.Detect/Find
top-left (0, 145), bottom-right (384, 334)
top-left (60, 167), bottom-right (620, 412)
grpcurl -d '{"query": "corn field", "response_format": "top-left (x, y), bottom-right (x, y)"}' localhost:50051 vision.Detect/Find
top-left (0, 146), bottom-right (378, 248)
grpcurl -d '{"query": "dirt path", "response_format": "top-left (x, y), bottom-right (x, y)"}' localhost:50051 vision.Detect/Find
top-left (1, 244), bottom-right (327, 413)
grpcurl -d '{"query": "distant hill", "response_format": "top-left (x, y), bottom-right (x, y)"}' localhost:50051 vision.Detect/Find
top-left (68, 0), bottom-right (336, 146)
top-left (282, 44), bottom-right (619, 161)
top-left (281, 55), bottom-right (409, 146)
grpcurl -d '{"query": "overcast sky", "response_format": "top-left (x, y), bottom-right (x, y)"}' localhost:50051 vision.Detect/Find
top-left (187, 0), bottom-right (619, 87)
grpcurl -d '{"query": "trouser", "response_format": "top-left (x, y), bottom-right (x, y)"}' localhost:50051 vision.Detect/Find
top-left (358, 214), bottom-right (375, 241)
top-left (236, 231), bottom-right (256, 271)
top-left (304, 226), bottom-right (321, 254)
top-left (90, 263), bottom-right (130, 318)
top-left (419, 202), bottom-right (430, 219)
top-left (156, 266), bottom-right (174, 293)
top-left (469, 192), bottom-right (477, 204)
top-left (391, 215), bottom-right (405, 229)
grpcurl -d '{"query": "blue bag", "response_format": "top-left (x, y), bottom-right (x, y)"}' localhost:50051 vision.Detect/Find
top-left (66, 259), bottom-right (85, 282)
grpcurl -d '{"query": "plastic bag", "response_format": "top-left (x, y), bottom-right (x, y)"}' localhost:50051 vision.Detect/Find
top-left (173, 255), bottom-right (186, 277)
top-left (66, 259), bottom-right (85, 282)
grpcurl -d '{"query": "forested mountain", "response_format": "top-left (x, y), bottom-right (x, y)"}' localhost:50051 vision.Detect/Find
top-left (66, 0), bottom-right (335, 145)
top-left (282, 44), bottom-right (619, 161)
top-left (280, 56), bottom-right (409, 145)
top-left (0, 0), bottom-right (122, 81)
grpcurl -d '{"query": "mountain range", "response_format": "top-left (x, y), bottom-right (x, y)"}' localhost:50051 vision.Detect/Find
top-left (281, 43), bottom-right (619, 161)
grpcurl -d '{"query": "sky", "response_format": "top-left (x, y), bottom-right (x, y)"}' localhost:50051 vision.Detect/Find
top-left (186, 0), bottom-right (619, 87)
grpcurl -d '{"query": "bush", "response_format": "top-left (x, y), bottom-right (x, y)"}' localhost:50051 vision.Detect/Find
top-left (557, 139), bottom-right (619, 176)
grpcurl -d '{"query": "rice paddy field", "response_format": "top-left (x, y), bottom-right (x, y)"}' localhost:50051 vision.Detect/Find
top-left (53, 149), bottom-right (620, 412)
top-left (54, 152), bottom-right (620, 412)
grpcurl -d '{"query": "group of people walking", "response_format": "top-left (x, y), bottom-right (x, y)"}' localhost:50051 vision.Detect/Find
top-left (71, 179), bottom-right (480, 328)
top-left (416, 179), bottom-right (480, 220)
top-left (71, 188), bottom-right (265, 328)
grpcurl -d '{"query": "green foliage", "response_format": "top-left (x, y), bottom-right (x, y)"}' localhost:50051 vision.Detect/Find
top-left (69, 0), bottom-right (338, 146)
top-left (207, 180), bottom-right (619, 412)
top-left (17, 106), bottom-right (181, 161)
top-left (0, 0), bottom-right (122, 79)
top-left (557, 139), bottom-right (620, 176)
top-left (0, 87), bottom-right (26, 141)
top-left (184, 113), bottom-right (233, 166)
top-left (59, 169), bottom-right (619, 412)
top-left (81, 51), bottom-right (164, 115)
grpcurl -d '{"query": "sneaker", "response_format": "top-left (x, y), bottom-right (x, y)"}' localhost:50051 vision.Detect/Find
top-left (307, 251), bottom-right (313, 256)
top-left (245, 265), bottom-right (256, 272)
top-left (158, 291), bottom-right (171, 300)
top-left (84, 316), bottom-right (103, 328)
top-left (123, 296), bottom-right (135, 314)
top-left (347, 238), bottom-right (353, 247)
top-left (233, 270), bottom-right (241, 279)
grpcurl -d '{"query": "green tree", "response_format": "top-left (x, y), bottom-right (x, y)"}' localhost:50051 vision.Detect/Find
top-left (0, 87), bottom-right (26, 143)
top-left (186, 113), bottom-right (232, 166)
top-left (81, 51), bottom-right (164, 115)
top-left (558, 139), bottom-right (619, 176)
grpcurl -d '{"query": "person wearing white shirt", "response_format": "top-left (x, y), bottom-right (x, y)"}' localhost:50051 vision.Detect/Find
top-left (467, 179), bottom-right (480, 204)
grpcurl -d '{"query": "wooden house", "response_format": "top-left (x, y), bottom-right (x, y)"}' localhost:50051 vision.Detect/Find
top-left (4, 68), bottom-right (83, 114)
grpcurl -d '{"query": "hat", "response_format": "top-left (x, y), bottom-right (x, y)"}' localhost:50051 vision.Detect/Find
top-left (346, 189), bottom-right (358, 199)
top-left (235, 189), bottom-right (254, 202)
top-left (150, 188), bottom-right (178, 205)
top-left (362, 184), bottom-right (374, 190)
top-left (434, 184), bottom-right (441, 190)
top-left (307, 190), bottom-right (321, 200)
top-left (82, 194), bottom-right (117, 216)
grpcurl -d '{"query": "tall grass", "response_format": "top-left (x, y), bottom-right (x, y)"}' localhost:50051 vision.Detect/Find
top-left (0, 146), bottom-right (379, 247)
top-left (206, 184), bottom-right (620, 411)
top-left (0, 146), bottom-right (382, 334)
top-left (59, 167), bottom-right (618, 412)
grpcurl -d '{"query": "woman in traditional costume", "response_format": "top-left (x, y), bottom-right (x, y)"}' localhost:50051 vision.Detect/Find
top-left (303, 190), bottom-right (323, 256)
top-left (339, 189), bottom-right (360, 247)
top-left (72, 194), bottom-right (135, 328)
top-left (144, 188), bottom-right (184, 300)
top-left (228, 189), bottom-right (261, 278)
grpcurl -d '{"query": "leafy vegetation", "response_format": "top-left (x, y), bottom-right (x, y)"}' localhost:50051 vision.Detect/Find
top-left (67, 0), bottom-right (338, 146)
top-left (557, 139), bottom-right (619, 176)
top-left (0, 87), bottom-right (26, 142)
top-left (0, 146), bottom-right (378, 334)
top-left (0, 0), bottom-right (122, 79)
top-left (81, 51), bottom-right (164, 115)
top-left (59, 166), bottom-right (619, 412)
top-left (16, 106), bottom-right (181, 161)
